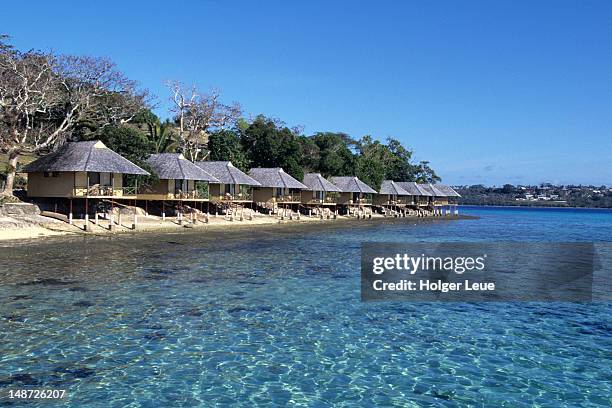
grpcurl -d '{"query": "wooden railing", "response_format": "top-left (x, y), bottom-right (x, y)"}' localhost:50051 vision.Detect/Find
top-left (212, 191), bottom-right (253, 201)
top-left (275, 194), bottom-right (301, 202)
top-left (172, 190), bottom-right (210, 200)
top-left (308, 196), bottom-right (338, 204)
top-left (387, 198), bottom-right (412, 205)
top-left (352, 197), bottom-right (372, 205)
top-left (122, 186), bottom-right (137, 196)
top-left (73, 186), bottom-right (138, 197)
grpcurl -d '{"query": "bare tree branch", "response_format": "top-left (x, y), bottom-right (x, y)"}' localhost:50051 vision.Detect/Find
top-left (0, 40), bottom-right (149, 195)
top-left (165, 81), bottom-right (241, 161)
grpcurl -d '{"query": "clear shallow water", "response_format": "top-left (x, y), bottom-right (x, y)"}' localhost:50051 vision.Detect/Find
top-left (0, 207), bottom-right (610, 407)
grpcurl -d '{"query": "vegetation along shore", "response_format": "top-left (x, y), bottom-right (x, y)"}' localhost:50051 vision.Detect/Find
top-left (0, 35), bottom-right (464, 242)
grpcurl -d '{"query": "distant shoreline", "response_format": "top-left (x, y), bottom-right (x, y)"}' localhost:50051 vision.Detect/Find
top-left (460, 204), bottom-right (612, 211)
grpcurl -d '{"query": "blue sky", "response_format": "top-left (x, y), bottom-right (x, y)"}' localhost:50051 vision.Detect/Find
top-left (2, 0), bottom-right (611, 185)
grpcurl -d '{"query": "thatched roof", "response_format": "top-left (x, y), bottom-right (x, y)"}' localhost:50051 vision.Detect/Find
top-left (433, 184), bottom-right (461, 197)
top-left (396, 182), bottom-right (432, 196)
top-left (418, 183), bottom-right (446, 197)
top-left (302, 173), bottom-right (342, 192)
top-left (196, 161), bottom-right (260, 186)
top-left (24, 140), bottom-right (149, 175)
top-left (147, 153), bottom-right (219, 181)
top-left (379, 180), bottom-right (410, 195)
top-left (249, 168), bottom-right (308, 189)
top-left (330, 176), bottom-right (377, 194)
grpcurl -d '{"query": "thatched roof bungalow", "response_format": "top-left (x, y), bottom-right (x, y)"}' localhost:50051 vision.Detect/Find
top-left (421, 183), bottom-right (461, 205)
top-left (138, 153), bottom-right (219, 201)
top-left (330, 176), bottom-right (377, 206)
top-left (434, 184), bottom-right (461, 198)
top-left (24, 140), bottom-right (148, 199)
top-left (395, 182), bottom-right (432, 206)
top-left (301, 173), bottom-right (341, 206)
top-left (196, 161), bottom-right (260, 202)
top-left (374, 180), bottom-right (412, 206)
top-left (249, 168), bottom-right (307, 204)
top-left (418, 183), bottom-right (450, 206)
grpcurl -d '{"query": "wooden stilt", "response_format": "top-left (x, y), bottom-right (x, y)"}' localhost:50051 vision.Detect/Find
top-left (133, 199), bottom-right (138, 229)
top-left (84, 198), bottom-right (89, 231)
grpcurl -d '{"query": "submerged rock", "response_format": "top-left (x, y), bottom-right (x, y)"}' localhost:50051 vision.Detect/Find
top-left (18, 278), bottom-right (78, 286)
top-left (73, 301), bottom-right (95, 307)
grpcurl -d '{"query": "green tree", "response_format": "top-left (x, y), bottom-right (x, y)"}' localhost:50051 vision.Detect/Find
top-left (208, 129), bottom-right (248, 170)
top-left (385, 137), bottom-right (418, 181)
top-left (240, 115), bottom-right (304, 180)
top-left (310, 132), bottom-right (356, 177)
top-left (501, 184), bottom-right (516, 194)
top-left (133, 110), bottom-right (178, 153)
top-left (413, 161), bottom-right (441, 183)
top-left (355, 136), bottom-right (388, 189)
top-left (298, 135), bottom-right (320, 173)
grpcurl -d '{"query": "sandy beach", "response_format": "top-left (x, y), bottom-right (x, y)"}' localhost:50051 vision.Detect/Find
top-left (0, 209), bottom-right (465, 243)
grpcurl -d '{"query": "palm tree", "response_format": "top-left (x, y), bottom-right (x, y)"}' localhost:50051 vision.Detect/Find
top-left (149, 120), bottom-right (179, 153)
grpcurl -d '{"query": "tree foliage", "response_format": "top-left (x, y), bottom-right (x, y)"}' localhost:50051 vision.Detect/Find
top-left (208, 129), bottom-right (248, 171)
top-left (132, 109), bottom-right (178, 154)
top-left (240, 115), bottom-right (304, 180)
top-left (167, 81), bottom-right (241, 162)
top-left (1, 36), bottom-right (442, 196)
top-left (413, 161), bottom-right (441, 183)
top-left (309, 132), bottom-right (356, 177)
top-left (0, 35), bottom-right (148, 195)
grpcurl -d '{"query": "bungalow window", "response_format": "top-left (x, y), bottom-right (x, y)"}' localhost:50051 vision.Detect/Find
top-left (100, 172), bottom-right (112, 187)
top-left (175, 179), bottom-right (189, 194)
top-left (88, 172), bottom-right (101, 185)
top-left (352, 192), bottom-right (360, 202)
top-left (275, 187), bottom-right (284, 197)
top-left (315, 190), bottom-right (324, 200)
top-left (224, 184), bottom-right (235, 195)
top-left (87, 172), bottom-right (112, 187)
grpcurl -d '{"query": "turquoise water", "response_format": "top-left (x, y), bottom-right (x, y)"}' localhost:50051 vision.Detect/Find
top-left (0, 207), bottom-right (610, 407)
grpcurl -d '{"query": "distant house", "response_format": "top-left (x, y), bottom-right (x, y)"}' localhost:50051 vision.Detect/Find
top-left (301, 173), bottom-right (342, 207)
top-left (24, 140), bottom-right (148, 199)
top-left (330, 176), bottom-right (377, 207)
top-left (374, 180), bottom-right (411, 207)
top-left (196, 161), bottom-right (261, 203)
top-left (138, 153), bottom-right (219, 201)
top-left (249, 168), bottom-right (308, 205)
